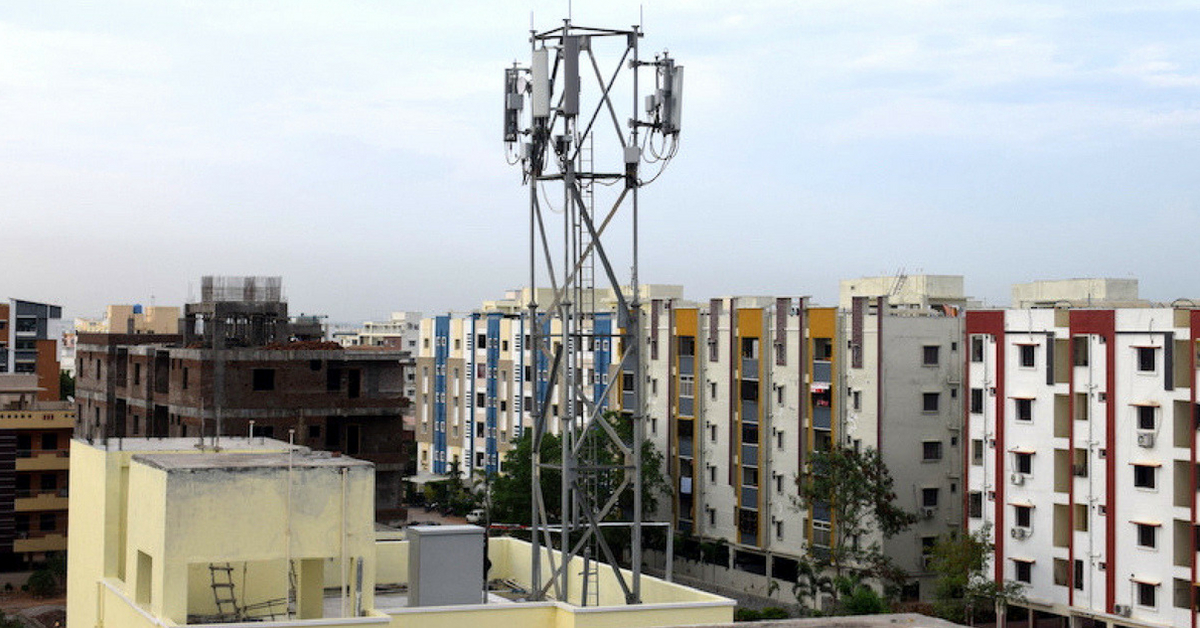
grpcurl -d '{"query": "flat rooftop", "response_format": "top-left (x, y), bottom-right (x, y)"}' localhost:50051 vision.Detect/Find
top-left (76, 436), bottom-right (305, 453)
top-left (133, 451), bottom-right (372, 471)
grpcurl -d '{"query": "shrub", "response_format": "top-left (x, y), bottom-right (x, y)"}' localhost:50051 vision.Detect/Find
top-left (26, 570), bottom-right (57, 598)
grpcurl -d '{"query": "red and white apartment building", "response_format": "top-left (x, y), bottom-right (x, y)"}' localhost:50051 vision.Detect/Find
top-left (966, 305), bottom-right (1200, 627)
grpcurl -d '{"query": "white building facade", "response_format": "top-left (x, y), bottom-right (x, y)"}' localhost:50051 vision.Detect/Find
top-left (965, 307), bottom-right (1200, 627)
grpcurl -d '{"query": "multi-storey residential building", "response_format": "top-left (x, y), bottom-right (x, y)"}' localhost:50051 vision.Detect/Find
top-left (2, 299), bottom-right (63, 400)
top-left (643, 296), bottom-right (835, 587)
top-left (413, 286), bottom-right (680, 477)
top-left (0, 374), bottom-right (74, 568)
top-left (965, 306), bottom-right (1200, 627)
top-left (843, 295), bottom-right (965, 600)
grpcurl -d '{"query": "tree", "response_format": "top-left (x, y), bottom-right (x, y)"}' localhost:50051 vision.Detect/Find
top-left (928, 523), bottom-right (1025, 625)
top-left (793, 446), bottom-right (916, 609)
top-left (59, 371), bottom-right (74, 400)
top-left (491, 411), bottom-right (666, 526)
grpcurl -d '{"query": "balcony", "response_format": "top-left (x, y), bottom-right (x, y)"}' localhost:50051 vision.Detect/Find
top-left (741, 443), bottom-right (759, 466)
top-left (679, 355), bottom-right (694, 376)
top-left (740, 399), bottom-right (758, 419)
top-left (15, 489), bottom-right (68, 512)
top-left (813, 405), bottom-right (832, 430)
top-left (679, 438), bottom-right (694, 458)
top-left (16, 449), bottom-right (70, 472)
top-left (813, 360), bottom-right (832, 383)
top-left (678, 396), bottom-right (694, 417)
top-left (13, 533), bottom-right (66, 554)
top-left (741, 486), bottom-right (758, 505)
top-left (741, 358), bottom-right (758, 380)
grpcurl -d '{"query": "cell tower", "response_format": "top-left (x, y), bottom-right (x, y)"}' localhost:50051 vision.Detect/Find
top-left (503, 19), bottom-right (682, 604)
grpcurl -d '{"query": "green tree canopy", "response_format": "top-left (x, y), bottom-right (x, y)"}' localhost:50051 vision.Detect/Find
top-left (794, 446), bottom-right (916, 608)
top-left (928, 523), bottom-right (1025, 625)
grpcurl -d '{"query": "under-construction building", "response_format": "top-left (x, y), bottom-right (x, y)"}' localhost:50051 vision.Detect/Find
top-left (74, 278), bottom-right (413, 520)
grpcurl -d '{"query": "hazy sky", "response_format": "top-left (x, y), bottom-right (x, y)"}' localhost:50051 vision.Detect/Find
top-left (4, 1), bottom-right (1199, 323)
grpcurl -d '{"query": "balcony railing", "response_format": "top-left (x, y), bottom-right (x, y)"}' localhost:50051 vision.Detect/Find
top-left (813, 405), bottom-right (832, 429)
top-left (741, 358), bottom-right (758, 380)
top-left (741, 443), bottom-right (759, 465)
top-left (15, 488), bottom-right (68, 499)
top-left (741, 486), bottom-right (758, 505)
top-left (679, 355), bottom-right (694, 376)
top-left (740, 399), bottom-right (758, 419)
top-left (16, 449), bottom-right (68, 459)
top-left (679, 438), bottom-right (694, 457)
top-left (813, 360), bottom-right (832, 383)
top-left (678, 396), bottom-right (694, 417)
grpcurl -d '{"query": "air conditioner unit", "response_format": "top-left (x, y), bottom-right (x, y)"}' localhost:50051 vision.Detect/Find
top-left (1136, 432), bottom-right (1155, 448)
top-left (1010, 473), bottom-right (1025, 486)
top-left (1010, 527), bottom-right (1029, 539)
top-left (1113, 604), bottom-right (1131, 617)
top-left (922, 507), bottom-right (936, 519)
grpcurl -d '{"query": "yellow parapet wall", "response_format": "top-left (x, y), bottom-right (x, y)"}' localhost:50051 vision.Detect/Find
top-left (68, 437), bottom-right (734, 628)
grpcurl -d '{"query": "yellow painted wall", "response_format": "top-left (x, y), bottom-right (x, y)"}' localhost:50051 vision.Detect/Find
top-left (674, 308), bottom-right (697, 337)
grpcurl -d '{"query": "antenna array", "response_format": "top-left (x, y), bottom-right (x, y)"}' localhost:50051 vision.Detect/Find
top-left (503, 19), bottom-right (683, 604)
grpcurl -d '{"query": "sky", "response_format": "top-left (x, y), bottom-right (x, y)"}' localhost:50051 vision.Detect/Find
top-left (3, 1), bottom-right (1199, 323)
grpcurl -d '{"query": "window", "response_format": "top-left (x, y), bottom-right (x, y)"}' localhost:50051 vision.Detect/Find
top-left (1137, 347), bottom-right (1156, 372)
top-left (476, 392), bottom-right (485, 407)
top-left (1073, 559), bottom-right (1084, 590)
top-left (182, 367), bottom-right (189, 390)
top-left (1015, 560), bottom-right (1032, 583)
top-left (852, 390), bottom-right (861, 411)
top-left (923, 392), bottom-right (940, 413)
top-left (922, 487), bottom-right (939, 508)
top-left (709, 465), bottom-right (717, 482)
top-left (708, 508), bottom-right (716, 525)
top-left (1136, 523), bottom-right (1158, 548)
top-left (968, 492), bottom-right (983, 518)
top-left (709, 424), bottom-right (717, 442)
top-left (40, 513), bottom-right (56, 532)
top-left (1137, 405), bottom-right (1155, 430)
top-left (1137, 581), bottom-right (1157, 607)
top-left (923, 345), bottom-right (940, 366)
top-left (970, 337), bottom-right (984, 362)
top-left (1015, 505), bottom-right (1032, 528)
top-left (971, 439), bottom-right (984, 466)
top-left (252, 368), bottom-right (275, 391)
top-left (680, 374), bottom-right (694, 398)
top-left (477, 334), bottom-right (487, 349)
top-left (970, 388), bottom-right (983, 414)
top-left (308, 425), bottom-right (321, 439)
top-left (775, 520), bottom-right (784, 540)
top-left (1019, 344), bottom-right (1036, 368)
top-left (1015, 452), bottom-right (1032, 474)
top-left (1073, 336), bottom-right (1089, 366)
top-left (922, 441), bottom-right (943, 461)
top-left (1134, 464), bottom-right (1157, 489)
top-left (1015, 398), bottom-right (1033, 422)
top-left (41, 433), bottom-right (56, 451)
top-left (710, 382), bottom-right (718, 399)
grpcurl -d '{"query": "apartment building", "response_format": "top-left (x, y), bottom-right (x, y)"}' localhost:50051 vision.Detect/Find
top-left (412, 286), bottom-right (681, 477)
top-left (0, 375), bottom-right (74, 568)
top-left (965, 306), bottom-right (1200, 627)
top-left (843, 295), bottom-right (965, 600)
top-left (642, 296), bottom-right (836, 589)
top-left (2, 299), bottom-right (63, 400)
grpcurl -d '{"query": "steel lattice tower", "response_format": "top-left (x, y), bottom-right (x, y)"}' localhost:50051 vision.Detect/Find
top-left (503, 19), bottom-right (682, 604)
